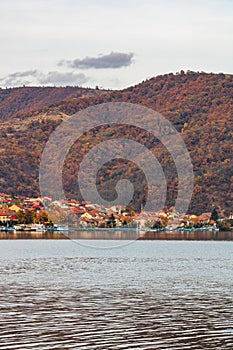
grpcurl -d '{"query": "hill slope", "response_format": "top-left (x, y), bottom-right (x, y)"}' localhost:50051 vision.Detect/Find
top-left (0, 72), bottom-right (232, 215)
top-left (0, 86), bottom-right (106, 120)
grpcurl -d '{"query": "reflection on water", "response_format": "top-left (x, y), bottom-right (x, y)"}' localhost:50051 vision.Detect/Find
top-left (0, 240), bottom-right (232, 349)
top-left (0, 229), bottom-right (233, 240)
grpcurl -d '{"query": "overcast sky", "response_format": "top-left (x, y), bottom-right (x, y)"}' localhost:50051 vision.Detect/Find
top-left (0, 0), bottom-right (232, 89)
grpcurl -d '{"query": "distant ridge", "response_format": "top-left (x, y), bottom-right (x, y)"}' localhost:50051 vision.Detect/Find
top-left (0, 86), bottom-right (107, 120)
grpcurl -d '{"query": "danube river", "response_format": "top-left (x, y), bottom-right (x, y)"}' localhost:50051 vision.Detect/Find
top-left (0, 238), bottom-right (232, 349)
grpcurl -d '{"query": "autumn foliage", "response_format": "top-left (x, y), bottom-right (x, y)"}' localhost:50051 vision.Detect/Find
top-left (0, 71), bottom-right (232, 215)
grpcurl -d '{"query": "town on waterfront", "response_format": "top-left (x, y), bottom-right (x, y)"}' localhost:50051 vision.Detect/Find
top-left (0, 192), bottom-right (232, 233)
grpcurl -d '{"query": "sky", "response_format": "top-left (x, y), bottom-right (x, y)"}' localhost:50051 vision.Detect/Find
top-left (0, 0), bottom-right (232, 89)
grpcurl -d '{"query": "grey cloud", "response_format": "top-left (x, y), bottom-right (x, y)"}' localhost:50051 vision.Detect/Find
top-left (0, 70), bottom-right (38, 86)
top-left (7, 70), bottom-right (38, 79)
top-left (0, 70), bottom-right (88, 87)
top-left (5, 79), bottom-right (32, 86)
top-left (38, 71), bottom-right (88, 85)
top-left (59, 52), bottom-right (134, 69)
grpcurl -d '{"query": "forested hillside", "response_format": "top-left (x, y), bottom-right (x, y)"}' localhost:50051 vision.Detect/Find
top-left (0, 71), bottom-right (232, 215)
top-left (0, 86), bottom-right (106, 120)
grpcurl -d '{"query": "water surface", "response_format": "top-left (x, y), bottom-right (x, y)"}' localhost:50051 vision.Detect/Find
top-left (0, 240), bottom-right (232, 349)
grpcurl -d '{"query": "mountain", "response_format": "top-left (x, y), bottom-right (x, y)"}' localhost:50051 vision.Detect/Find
top-left (0, 71), bottom-right (232, 215)
top-left (0, 86), bottom-right (106, 120)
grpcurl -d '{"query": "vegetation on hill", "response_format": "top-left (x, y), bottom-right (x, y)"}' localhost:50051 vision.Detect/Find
top-left (0, 86), bottom-right (106, 120)
top-left (0, 72), bottom-right (232, 215)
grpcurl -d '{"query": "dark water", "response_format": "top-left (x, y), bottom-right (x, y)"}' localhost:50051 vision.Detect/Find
top-left (0, 240), bottom-right (232, 349)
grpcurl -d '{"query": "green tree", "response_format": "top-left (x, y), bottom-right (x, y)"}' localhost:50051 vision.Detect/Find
top-left (110, 214), bottom-right (116, 228)
top-left (210, 208), bottom-right (219, 222)
top-left (17, 210), bottom-right (26, 224)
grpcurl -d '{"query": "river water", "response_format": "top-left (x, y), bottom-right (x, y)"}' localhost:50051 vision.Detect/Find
top-left (0, 239), bottom-right (232, 349)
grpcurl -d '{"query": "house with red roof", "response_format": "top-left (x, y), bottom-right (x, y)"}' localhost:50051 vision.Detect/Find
top-left (0, 210), bottom-right (11, 223)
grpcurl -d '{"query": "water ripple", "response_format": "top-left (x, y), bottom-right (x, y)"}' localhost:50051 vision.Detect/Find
top-left (0, 241), bottom-right (232, 349)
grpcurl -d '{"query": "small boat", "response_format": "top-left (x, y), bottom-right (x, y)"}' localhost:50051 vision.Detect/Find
top-left (165, 225), bottom-right (179, 231)
top-left (13, 224), bottom-right (27, 231)
top-left (30, 223), bottom-right (46, 232)
top-left (47, 224), bottom-right (69, 232)
top-left (13, 224), bottom-right (46, 232)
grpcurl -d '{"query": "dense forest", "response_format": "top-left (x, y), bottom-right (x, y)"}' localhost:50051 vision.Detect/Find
top-left (0, 71), bottom-right (232, 215)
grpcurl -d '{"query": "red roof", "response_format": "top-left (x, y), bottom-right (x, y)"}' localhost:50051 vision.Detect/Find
top-left (68, 199), bottom-right (78, 204)
top-left (0, 210), bottom-right (10, 216)
top-left (71, 208), bottom-right (86, 214)
top-left (32, 204), bottom-right (42, 209)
